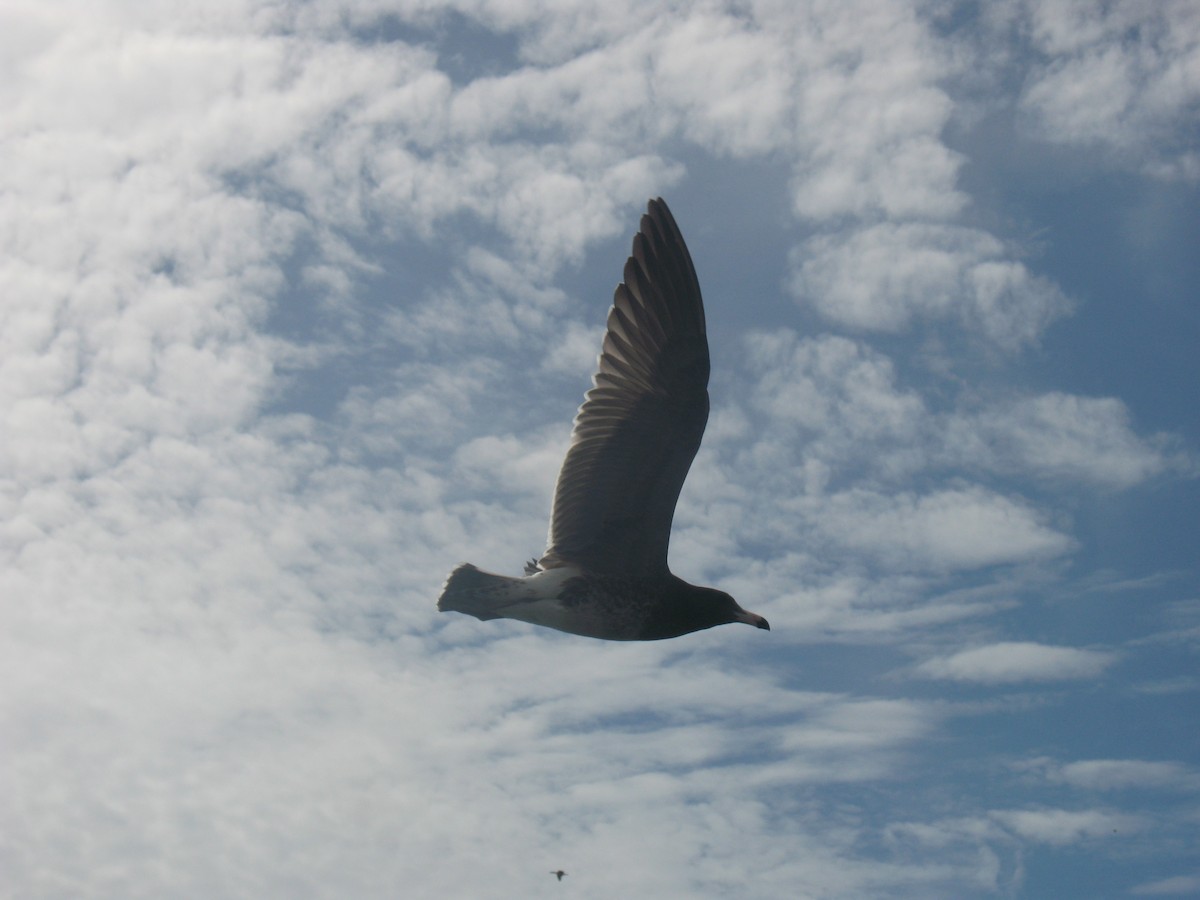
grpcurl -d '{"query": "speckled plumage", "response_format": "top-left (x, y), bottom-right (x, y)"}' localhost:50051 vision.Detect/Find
top-left (437, 198), bottom-right (770, 641)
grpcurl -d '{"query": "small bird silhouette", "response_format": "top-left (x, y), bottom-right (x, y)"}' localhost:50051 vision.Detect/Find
top-left (551, 869), bottom-right (567, 881)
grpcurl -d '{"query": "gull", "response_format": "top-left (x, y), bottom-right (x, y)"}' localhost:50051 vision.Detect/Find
top-left (437, 198), bottom-right (769, 641)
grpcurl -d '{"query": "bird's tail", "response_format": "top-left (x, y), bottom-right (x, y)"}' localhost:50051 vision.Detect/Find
top-left (437, 563), bottom-right (533, 621)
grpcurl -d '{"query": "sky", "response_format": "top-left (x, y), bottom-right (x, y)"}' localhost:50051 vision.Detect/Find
top-left (2, 1), bottom-right (1199, 898)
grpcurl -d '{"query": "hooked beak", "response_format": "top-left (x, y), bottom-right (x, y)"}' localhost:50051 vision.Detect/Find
top-left (736, 611), bottom-right (770, 631)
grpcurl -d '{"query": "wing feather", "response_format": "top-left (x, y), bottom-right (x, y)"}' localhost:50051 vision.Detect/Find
top-left (539, 198), bottom-right (709, 575)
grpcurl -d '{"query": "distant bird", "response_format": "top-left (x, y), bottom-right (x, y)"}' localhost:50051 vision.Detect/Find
top-left (437, 198), bottom-right (770, 641)
top-left (551, 869), bottom-right (567, 881)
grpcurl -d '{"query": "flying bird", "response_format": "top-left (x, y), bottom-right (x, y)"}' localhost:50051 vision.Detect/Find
top-left (437, 198), bottom-right (769, 641)
top-left (551, 869), bottom-right (567, 881)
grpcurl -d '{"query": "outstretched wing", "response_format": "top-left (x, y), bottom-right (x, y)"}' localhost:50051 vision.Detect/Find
top-left (539, 198), bottom-right (710, 576)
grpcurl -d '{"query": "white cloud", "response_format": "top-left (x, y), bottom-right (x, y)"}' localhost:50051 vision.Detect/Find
top-left (779, 698), bottom-right (933, 778)
top-left (540, 320), bottom-right (604, 376)
top-left (1019, 0), bottom-right (1200, 180)
top-left (1132, 874), bottom-right (1200, 896)
top-left (737, 332), bottom-right (1179, 493)
top-left (1055, 759), bottom-right (1199, 791)
top-left (990, 807), bottom-right (1144, 845)
top-left (335, 360), bottom-right (502, 458)
top-left (653, 12), bottom-right (794, 158)
top-left (747, 333), bottom-right (923, 436)
top-left (787, 1), bottom-right (965, 220)
top-left (792, 223), bottom-right (1071, 347)
top-left (452, 429), bottom-right (565, 510)
top-left (1015, 755), bottom-right (1200, 792)
top-left (742, 332), bottom-right (926, 487)
top-left (916, 642), bottom-right (1118, 683)
top-left (943, 392), bottom-right (1180, 489)
top-left (820, 487), bottom-right (1073, 572)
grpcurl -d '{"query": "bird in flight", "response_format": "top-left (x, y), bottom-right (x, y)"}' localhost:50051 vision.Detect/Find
top-left (437, 198), bottom-right (769, 641)
top-left (551, 869), bottom-right (567, 882)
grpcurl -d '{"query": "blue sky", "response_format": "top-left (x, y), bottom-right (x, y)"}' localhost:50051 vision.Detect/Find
top-left (3, 1), bottom-right (1198, 897)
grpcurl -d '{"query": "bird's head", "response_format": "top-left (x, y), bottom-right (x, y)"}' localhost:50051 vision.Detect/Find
top-left (643, 578), bottom-right (771, 639)
top-left (692, 585), bottom-right (770, 632)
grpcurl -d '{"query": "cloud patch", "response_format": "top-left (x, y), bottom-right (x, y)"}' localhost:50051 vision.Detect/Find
top-left (916, 642), bottom-right (1118, 683)
top-left (791, 223), bottom-right (1071, 347)
top-left (821, 488), bottom-right (1074, 573)
top-left (1018, 0), bottom-right (1200, 180)
top-left (990, 806), bottom-right (1144, 845)
top-left (1055, 758), bottom-right (1199, 791)
top-left (1132, 874), bottom-right (1200, 896)
top-left (943, 392), bottom-right (1182, 489)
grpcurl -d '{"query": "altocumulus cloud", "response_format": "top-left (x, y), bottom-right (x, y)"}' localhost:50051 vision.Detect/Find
top-left (990, 807), bottom-right (1145, 846)
top-left (1054, 758), bottom-right (1200, 791)
top-left (1132, 874), bottom-right (1200, 897)
top-left (916, 641), bottom-right (1118, 683)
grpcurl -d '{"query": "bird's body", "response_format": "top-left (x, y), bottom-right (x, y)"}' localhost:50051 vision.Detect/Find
top-left (441, 562), bottom-right (759, 641)
top-left (437, 198), bottom-right (769, 641)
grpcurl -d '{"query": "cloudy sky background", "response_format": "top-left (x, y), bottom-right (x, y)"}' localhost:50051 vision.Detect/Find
top-left (3, 1), bottom-right (1199, 897)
